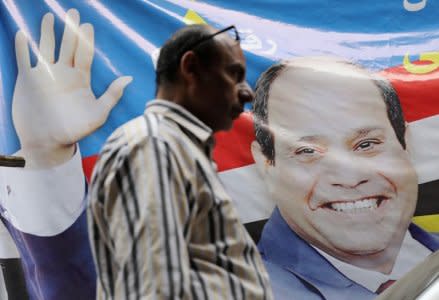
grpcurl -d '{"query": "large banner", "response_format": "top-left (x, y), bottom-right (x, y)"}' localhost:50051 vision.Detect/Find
top-left (0, 0), bottom-right (438, 299)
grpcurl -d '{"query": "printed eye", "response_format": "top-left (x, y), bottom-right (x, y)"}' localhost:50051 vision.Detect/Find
top-left (354, 139), bottom-right (382, 151)
top-left (292, 146), bottom-right (323, 163)
top-left (291, 145), bottom-right (324, 163)
top-left (295, 147), bottom-right (317, 155)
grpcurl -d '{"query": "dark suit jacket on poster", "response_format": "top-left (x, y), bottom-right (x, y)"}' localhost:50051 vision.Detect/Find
top-left (258, 207), bottom-right (439, 300)
top-left (0, 210), bottom-right (96, 300)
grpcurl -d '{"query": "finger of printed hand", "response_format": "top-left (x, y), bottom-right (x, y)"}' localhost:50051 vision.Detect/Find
top-left (15, 31), bottom-right (31, 72)
top-left (38, 13), bottom-right (55, 65)
top-left (74, 23), bottom-right (94, 83)
top-left (97, 76), bottom-right (133, 113)
top-left (58, 8), bottom-right (80, 64)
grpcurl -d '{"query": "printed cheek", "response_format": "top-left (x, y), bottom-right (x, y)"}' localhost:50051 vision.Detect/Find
top-left (279, 165), bottom-right (319, 205)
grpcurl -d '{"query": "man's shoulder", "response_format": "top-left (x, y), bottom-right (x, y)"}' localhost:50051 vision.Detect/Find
top-left (104, 114), bottom-right (171, 150)
top-left (102, 113), bottom-right (194, 161)
top-left (94, 116), bottom-right (153, 171)
top-left (112, 115), bottom-right (150, 145)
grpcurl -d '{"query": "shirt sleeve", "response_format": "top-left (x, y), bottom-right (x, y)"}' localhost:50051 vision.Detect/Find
top-left (89, 135), bottom-right (193, 300)
top-left (0, 145), bottom-right (86, 236)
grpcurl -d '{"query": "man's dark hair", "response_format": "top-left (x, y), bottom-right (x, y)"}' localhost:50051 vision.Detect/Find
top-left (253, 60), bottom-right (407, 164)
top-left (155, 25), bottom-right (219, 91)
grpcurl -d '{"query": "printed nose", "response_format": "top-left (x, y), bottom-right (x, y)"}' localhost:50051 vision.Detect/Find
top-left (326, 154), bottom-right (370, 189)
top-left (332, 179), bottom-right (369, 189)
top-left (238, 82), bottom-right (254, 105)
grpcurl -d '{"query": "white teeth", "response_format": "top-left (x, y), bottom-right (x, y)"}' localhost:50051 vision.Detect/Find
top-left (330, 198), bottom-right (379, 212)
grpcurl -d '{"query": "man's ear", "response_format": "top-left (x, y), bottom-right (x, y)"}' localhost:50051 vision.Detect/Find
top-left (251, 140), bottom-right (272, 176)
top-left (180, 51), bottom-right (199, 84)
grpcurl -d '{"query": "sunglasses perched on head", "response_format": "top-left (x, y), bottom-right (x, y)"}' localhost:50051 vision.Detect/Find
top-left (184, 25), bottom-right (240, 51)
top-left (157, 25), bottom-right (240, 74)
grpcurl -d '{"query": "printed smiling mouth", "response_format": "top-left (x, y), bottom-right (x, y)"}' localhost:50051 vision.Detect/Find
top-left (321, 196), bottom-right (388, 213)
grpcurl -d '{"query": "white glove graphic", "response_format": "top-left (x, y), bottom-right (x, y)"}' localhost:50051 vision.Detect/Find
top-left (12, 9), bottom-right (132, 168)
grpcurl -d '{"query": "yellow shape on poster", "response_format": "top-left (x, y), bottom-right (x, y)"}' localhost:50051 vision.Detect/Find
top-left (403, 52), bottom-right (439, 74)
top-left (183, 9), bottom-right (207, 25)
top-left (412, 214), bottom-right (439, 233)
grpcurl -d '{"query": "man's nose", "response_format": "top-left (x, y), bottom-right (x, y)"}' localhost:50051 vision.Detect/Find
top-left (238, 81), bottom-right (255, 105)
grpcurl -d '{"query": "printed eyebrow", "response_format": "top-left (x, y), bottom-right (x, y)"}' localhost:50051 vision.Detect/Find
top-left (346, 127), bottom-right (385, 146)
top-left (351, 127), bottom-right (384, 140)
top-left (297, 135), bottom-right (326, 143)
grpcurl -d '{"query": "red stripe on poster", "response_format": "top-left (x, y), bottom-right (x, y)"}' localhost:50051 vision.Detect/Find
top-left (213, 112), bottom-right (256, 172)
top-left (82, 155), bottom-right (98, 183)
top-left (380, 61), bottom-right (439, 122)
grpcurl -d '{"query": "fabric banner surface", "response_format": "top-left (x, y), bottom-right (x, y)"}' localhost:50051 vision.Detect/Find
top-left (0, 0), bottom-right (438, 299)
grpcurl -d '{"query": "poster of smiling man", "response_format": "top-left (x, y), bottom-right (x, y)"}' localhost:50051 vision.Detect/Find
top-left (250, 57), bottom-right (439, 299)
top-left (0, 0), bottom-right (438, 299)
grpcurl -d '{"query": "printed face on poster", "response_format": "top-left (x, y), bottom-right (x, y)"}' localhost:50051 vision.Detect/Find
top-left (252, 58), bottom-right (418, 258)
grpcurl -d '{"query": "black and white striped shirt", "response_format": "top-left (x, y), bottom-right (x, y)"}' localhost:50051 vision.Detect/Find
top-left (88, 100), bottom-right (273, 300)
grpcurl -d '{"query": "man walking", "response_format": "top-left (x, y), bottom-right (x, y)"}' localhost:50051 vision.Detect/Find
top-left (88, 25), bottom-right (273, 299)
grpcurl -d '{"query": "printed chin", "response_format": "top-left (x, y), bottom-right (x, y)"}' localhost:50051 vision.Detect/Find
top-left (322, 225), bottom-right (394, 254)
top-left (308, 198), bottom-right (404, 252)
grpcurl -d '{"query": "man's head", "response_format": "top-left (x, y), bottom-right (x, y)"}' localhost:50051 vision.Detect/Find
top-left (155, 25), bottom-right (254, 132)
top-left (251, 57), bottom-right (418, 259)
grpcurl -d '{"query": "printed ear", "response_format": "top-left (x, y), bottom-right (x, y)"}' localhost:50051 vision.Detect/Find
top-left (404, 122), bottom-right (414, 156)
top-left (251, 140), bottom-right (270, 175)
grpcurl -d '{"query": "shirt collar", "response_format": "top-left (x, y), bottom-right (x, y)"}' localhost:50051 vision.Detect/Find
top-left (145, 99), bottom-right (214, 147)
top-left (313, 230), bottom-right (432, 292)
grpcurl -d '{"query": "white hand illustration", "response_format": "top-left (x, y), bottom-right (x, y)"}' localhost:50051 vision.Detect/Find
top-left (12, 9), bottom-right (132, 168)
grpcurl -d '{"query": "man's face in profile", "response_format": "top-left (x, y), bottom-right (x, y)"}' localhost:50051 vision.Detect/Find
top-left (253, 61), bottom-right (418, 257)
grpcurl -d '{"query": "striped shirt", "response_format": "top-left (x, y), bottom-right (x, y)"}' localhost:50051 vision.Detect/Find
top-left (88, 100), bottom-right (273, 300)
